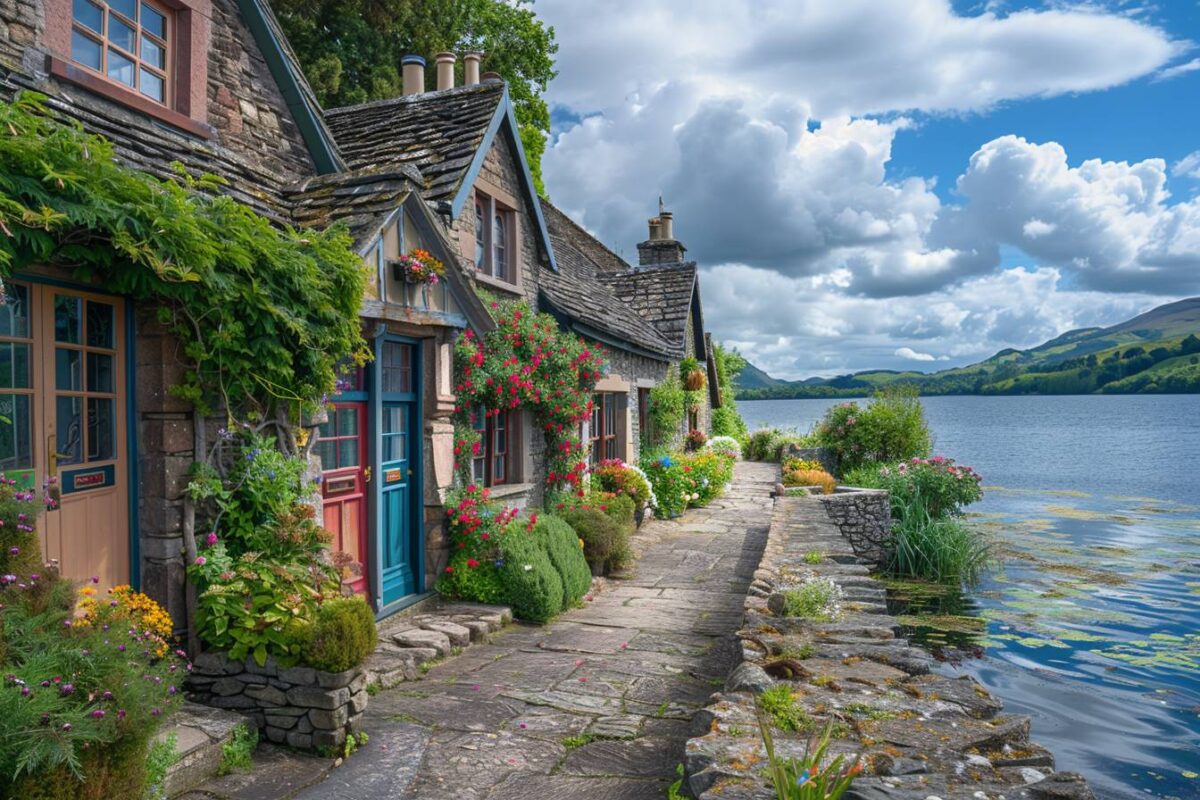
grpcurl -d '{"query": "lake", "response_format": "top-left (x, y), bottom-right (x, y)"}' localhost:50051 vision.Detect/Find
top-left (738, 395), bottom-right (1200, 800)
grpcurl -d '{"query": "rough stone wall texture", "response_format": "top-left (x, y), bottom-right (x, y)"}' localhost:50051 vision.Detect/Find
top-left (187, 651), bottom-right (368, 752)
top-left (685, 495), bottom-right (1094, 800)
top-left (601, 346), bottom-right (669, 462)
top-left (817, 488), bottom-right (892, 567)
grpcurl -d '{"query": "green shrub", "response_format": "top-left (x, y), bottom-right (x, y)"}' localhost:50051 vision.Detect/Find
top-left (711, 405), bottom-right (746, 440)
top-left (218, 724), bottom-right (257, 776)
top-left (591, 459), bottom-right (652, 507)
top-left (647, 367), bottom-right (686, 448)
top-left (680, 451), bottom-right (734, 505)
top-left (642, 455), bottom-right (694, 517)
top-left (301, 596), bottom-right (378, 673)
top-left (876, 457), bottom-right (983, 519)
top-left (0, 475), bottom-right (44, 578)
top-left (814, 388), bottom-right (931, 473)
top-left (839, 462), bottom-right (886, 489)
top-left (558, 501), bottom-right (628, 574)
top-left (745, 428), bottom-right (783, 461)
top-left (436, 552), bottom-right (507, 605)
top-left (497, 532), bottom-right (564, 623)
top-left (535, 513), bottom-right (592, 604)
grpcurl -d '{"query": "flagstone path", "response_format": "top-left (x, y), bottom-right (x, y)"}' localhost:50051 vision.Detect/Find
top-left (181, 461), bottom-right (777, 800)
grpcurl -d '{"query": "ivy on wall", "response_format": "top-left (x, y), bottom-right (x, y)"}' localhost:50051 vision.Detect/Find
top-left (646, 365), bottom-right (685, 449)
top-left (452, 300), bottom-right (605, 492)
top-left (0, 93), bottom-right (369, 418)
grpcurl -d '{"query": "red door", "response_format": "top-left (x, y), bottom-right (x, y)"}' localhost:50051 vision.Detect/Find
top-left (315, 402), bottom-right (369, 595)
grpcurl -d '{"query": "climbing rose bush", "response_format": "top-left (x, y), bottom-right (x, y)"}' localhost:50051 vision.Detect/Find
top-left (453, 301), bottom-right (606, 491)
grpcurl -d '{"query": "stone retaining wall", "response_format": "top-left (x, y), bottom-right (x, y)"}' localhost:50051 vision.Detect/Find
top-left (186, 652), bottom-right (366, 751)
top-left (684, 495), bottom-right (1094, 800)
top-left (779, 444), bottom-right (838, 475)
top-left (816, 488), bottom-right (891, 567)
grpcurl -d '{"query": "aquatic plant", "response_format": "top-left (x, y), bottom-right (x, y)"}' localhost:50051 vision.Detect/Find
top-left (886, 496), bottom-right (989, 585)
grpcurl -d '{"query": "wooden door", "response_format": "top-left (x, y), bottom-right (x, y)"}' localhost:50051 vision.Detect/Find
top-left (0, 282), bottom-right (129, 590)
top-left (315, 401), bottom-right (369, 595)
top-left (377, 339), bottom-right (418, 607)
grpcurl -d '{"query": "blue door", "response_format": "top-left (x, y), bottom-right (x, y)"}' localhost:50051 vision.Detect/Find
top-left (376, 339), bottom-right (420, 608)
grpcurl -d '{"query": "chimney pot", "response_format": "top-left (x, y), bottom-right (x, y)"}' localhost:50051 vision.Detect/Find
top-left (435, 52), bottom-right (456, 91)
top-left (648, 218), bottom-right (661, 241)
top-left (659, 211), bottom-right (674, 241)
top-left (464, 52), bottom-right (483, 85)
top-left (402, 55), bottom-right (426, 95)
top-left (480, 71), bottom-right (503, 83)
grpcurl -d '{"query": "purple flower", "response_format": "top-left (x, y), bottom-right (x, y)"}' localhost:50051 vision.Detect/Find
top-left (7, 546), bottom-right (17, 555)
top-left (91, 709), bottom-right (105, 719)
top-left (60, 683), bottom-right (74, 696)
top-left (205, 532), bottom-right (218, 547)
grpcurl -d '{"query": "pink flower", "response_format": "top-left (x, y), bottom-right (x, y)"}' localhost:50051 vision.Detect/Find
top-left (205, 532), bottom-right (218, 547)
top-left (194, 556), bottom-right (206, 566)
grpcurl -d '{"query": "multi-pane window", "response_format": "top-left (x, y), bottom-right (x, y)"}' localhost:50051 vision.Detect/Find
top-left (54, 294), bottom-right (117, 465)
top-left (589, 393), bottom-right (619, 465)
top-left (473, 191), bottom-right (516, 284)
top-left (381, 341), bottom-right (412, 393)
top-left (471, 404), bottom-right (513, 486)
top-left (71, 0), bottom-right (172, 104)
top-left (0, 286), bottom-right (33, 473)
top-left (315, 406), bottom-right (361, 472)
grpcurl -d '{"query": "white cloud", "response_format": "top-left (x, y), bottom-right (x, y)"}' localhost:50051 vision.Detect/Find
top-left (1155, 57), bottom-right (1200, 82)
top-left (895, 347), bottom-right (938, 362)
top-left (1175, 151), bottom-right (1200, 180)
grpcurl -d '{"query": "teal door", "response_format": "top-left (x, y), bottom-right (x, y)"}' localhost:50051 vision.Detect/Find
top-left (376, 339), bottom-right (420, 607)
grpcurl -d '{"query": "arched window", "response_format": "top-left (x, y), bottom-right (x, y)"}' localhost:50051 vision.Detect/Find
top-left (493, 213), bottom-right (507, 281)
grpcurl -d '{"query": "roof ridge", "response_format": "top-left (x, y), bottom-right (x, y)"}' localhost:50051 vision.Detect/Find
top-left (324, 82), bottom-right (505, 117)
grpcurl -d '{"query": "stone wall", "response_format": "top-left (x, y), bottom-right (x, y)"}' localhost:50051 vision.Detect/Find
top-left (779, 444), bottom-right (838, 475)
top-left (816, 488), bottom-right (891, 567)
top-left (187, 652), bottom-right (368, 751)
top-left (684, 496), bottom-right (1094, 800)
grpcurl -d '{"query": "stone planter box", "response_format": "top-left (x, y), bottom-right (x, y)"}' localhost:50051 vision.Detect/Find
top-left (186, 651), bottom-right (367, 752)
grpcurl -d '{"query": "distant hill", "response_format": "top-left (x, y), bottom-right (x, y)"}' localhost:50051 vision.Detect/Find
top-left (735, 297), bottom-right (1200, 398)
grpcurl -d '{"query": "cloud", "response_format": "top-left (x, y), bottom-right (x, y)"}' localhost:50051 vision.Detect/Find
top-left (1155, 57), bottom-right (1200, 82)
top-left (1175, 151), bottom-right (1200, 180)
top-left (895, 347), bottom-right (938, 362)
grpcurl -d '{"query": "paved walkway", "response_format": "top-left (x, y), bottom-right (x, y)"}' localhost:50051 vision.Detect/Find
top-left (183, 461), bottom-right (777, 800)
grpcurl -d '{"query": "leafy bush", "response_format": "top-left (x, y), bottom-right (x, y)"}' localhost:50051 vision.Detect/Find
top-left (782, 468), bottom-right (836, 494)
top-left (680, 451), bottom-right (734, 505)
top-left (299, 596), bottom-right (378, 673)
top-left (189, 540), bottom-right (339, 666)
top-left (535, 514), bottom-right (592, 604)
top-left (436, 552), bottom-right (507, 605)
top-left (711, 343), bottom-right (749, 440)
top-left (1, 568), bottom-right (184, 794)
top-left (776, 578), bottom-right (844, 621)
top-left (745, 428), bottom-right (784, 462)
top-left (814, 389), bottom-right (931, 473)
top-left (642, 455), bottom-right (694, 517)
top-left (876, 457), bottom-right (983, 519)
top-left (557, 493), bottom-right (633, 574)
top-left (0, 475), bottom-right (46, 578)
top-left (705, 435), bottom-right (742, 459)
top-left (838, 462), bottom-right (887, 489)
top-left (496, 531), bottom-right (564, 623)
top-left (711, 406), bottom-right (746, 441)
top-left (591, 459), bottom-right (653, 509)
top-left (646, 367), bottom-right (686, 448)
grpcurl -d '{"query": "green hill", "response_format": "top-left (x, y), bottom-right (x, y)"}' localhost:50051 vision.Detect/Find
top-left (734, 297), bottom-right (1200, 398)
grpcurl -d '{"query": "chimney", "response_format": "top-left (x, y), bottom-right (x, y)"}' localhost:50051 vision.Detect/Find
top-left (637, 207), bottom-right (686, 266)
top-left (481, 71), bottom-right (503, 83)
top-left (464, 52), bottom-right (483, 85)
top-left (402, 55), bottom-right (426, 95)
top-left (435, 52), bottom-right (456, 91)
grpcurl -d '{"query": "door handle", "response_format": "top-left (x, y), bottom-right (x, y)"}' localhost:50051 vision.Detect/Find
top-left (363, 466), bottom-right (372, 483)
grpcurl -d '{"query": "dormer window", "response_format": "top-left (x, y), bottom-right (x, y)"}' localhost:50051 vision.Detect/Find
top-left (71, 0), bottom-right (171, 105)
top-left (471, 187), bottom-right (519, 289)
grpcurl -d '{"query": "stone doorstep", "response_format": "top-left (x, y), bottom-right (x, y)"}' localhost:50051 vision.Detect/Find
top-left (159, 702), bottom-right (252, 798)
top-left (365, 601), bottom-right (513, 688)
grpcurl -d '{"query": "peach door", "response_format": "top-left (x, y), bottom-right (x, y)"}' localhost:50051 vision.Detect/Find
top-left (0, 282), bottom-right (130, 590)
top-left (315, 402), bottom-right (369, 595)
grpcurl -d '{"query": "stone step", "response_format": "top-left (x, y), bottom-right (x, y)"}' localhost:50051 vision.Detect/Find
top-left (158, 702), bottom-right (251, 798)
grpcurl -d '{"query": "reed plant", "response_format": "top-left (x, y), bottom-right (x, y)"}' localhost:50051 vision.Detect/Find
top-left (886, 493), bottom-right (989, 586)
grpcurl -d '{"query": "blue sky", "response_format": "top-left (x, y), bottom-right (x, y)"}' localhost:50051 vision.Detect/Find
top-left (535, 1), bottom-right (1200, 379)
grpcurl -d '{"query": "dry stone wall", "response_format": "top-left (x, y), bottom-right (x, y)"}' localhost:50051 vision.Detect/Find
top-left (186, 652), bottom-right (367, 751)
top-left (816, 488), bottom-right (892, 567)
top-left (684, 495), bottom-right (1094, 800)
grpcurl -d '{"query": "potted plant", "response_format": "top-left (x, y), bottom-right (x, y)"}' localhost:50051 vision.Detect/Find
top-left (391, 248), bottom-right (445, 285)
top-left (680, 356), bottom-right (707, 391)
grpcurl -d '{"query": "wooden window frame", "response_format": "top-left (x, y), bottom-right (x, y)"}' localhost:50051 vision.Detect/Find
top-left (469, 184), bottom-right (521, 292)
top-left (590, 392), bottom-right (619, 465)
top-left (470, 405), bottom-right (517, 487)
top-left (637, 386), bottom-right (651, 445)
top-left (44, 0), bottom-right (212, 137)
top-left (69, 0), bottom-right (173, 106)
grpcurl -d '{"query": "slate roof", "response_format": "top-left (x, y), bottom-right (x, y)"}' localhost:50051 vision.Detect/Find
top-left (287, 166), bottom-right (422, 250)
top-left (600, 262), bottom-right (699, 355)
top-left (324, 83), bottom-right (506, 204)
top-left (540, 201), bottom-right (686, 360)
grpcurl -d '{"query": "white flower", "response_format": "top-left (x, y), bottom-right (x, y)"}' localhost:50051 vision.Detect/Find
top-left (522, 564), bottom-right (533, 572)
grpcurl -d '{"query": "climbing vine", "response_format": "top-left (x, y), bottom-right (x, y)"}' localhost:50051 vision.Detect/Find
top-left (452, 300), bottom-right (606, 492)
top-left (0, 92), bottom-right (369, 419)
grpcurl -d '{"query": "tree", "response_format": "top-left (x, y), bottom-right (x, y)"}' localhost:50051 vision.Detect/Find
top-left (270, 0), bottom-right (558, 194)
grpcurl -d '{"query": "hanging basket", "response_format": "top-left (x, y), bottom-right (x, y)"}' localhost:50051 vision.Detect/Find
top-left (684, 369), bottom-right (707, 391)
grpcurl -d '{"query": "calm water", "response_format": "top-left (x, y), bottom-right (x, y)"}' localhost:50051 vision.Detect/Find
top-left (739, 395), bottom-right (1200, 800)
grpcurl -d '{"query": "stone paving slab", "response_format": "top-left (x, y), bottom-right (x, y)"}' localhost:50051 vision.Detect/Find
top-left (186, 461), bottom-right (778, 799)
